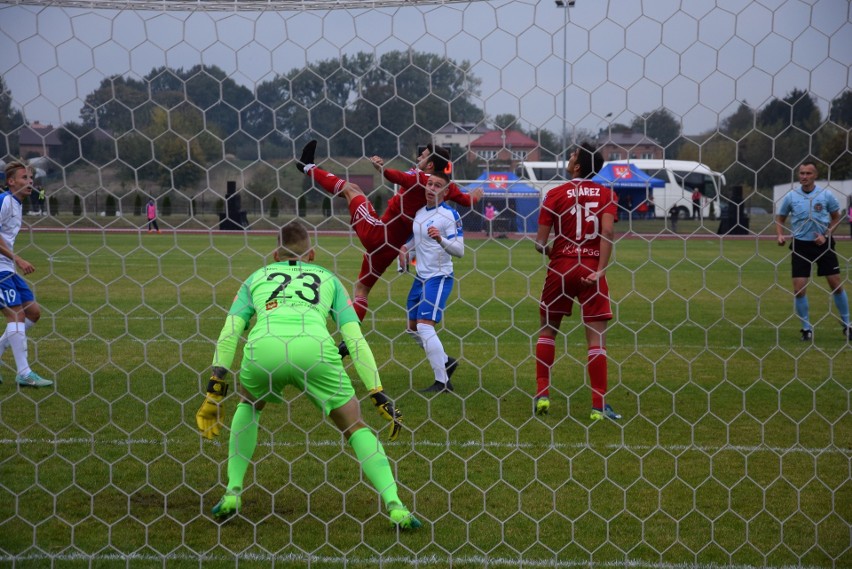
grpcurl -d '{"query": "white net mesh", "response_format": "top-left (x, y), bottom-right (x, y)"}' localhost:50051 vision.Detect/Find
top-left (0, 0), bottom-right (850, 566)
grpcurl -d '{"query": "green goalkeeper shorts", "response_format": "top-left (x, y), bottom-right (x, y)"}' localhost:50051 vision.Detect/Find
top-left (238, 334), bottom-right (355, 415)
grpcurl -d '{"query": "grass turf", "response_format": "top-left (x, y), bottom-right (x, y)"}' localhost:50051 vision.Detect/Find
top-left (0, 230), bottom-right (849, 568)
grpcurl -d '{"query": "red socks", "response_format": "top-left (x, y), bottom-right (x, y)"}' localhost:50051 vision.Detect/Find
top-left (309, 167), bottom-right (346, 195)
top-left (353, 295), bottom-right (368, 322)
top-left (535, 336), bottom-right (555, 397)
top-left (588, 347), bottom-right (607, 409)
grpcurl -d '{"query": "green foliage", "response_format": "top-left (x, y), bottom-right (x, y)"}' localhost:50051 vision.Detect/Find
top-left (0, 76), bottom-right (24, 157)
top-left (269, 196), bottom-right (279, 218)
top-left (104, 194), bottom-right (117, 216)
top-left (215, 198), bottom-right (224, 215)
top-left (48, 195), bottom-right (59, 215)
top-left (297, 193), bottom-right (307, 217)
top-left (161, 195), bottom-right (172, 216)
top-left (133, 193), bottom-right (142, 216)
top-left (72, 194), bottom-right (82, 216)
top-left (632, 108), bottom-right (683, 158)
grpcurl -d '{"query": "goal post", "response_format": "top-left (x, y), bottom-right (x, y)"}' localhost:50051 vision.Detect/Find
top-left (0, 1), bottom-right (849, 567)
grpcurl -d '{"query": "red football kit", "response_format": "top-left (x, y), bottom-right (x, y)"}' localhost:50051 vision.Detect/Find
top-left (349, 168), bottom-right (473, 288)
top-left (537, 179), bottom-right (618, 322)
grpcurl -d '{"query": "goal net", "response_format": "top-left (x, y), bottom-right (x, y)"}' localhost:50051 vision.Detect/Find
top-left (0, 0), bottom-right (849, 566)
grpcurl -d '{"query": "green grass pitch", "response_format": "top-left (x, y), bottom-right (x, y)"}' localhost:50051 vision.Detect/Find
top-left (0, 230), bottom-right (849, 568)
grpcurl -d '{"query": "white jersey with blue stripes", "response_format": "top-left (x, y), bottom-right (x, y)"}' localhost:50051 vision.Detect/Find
top-left (0, 191), bottom-right (23, 273)
top-left (410, 202), bottom-right (464, 279)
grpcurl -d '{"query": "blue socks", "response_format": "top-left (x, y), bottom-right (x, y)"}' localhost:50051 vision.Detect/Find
top-left (795, 296), bottom-right (811, 331)
top-left (834, 290), bottom-right (850, 327)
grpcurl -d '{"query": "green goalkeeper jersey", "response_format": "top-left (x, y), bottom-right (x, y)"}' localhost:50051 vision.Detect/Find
top-left (212, 258), bottom-right (382, 392)
top-left (229, 259), bottom-right (358, 339)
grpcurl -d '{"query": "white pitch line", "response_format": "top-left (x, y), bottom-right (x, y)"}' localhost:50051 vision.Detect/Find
top-left (0, 436), bottom-right (847, 456)
top-left (0, 550), bottom-right (834, 569)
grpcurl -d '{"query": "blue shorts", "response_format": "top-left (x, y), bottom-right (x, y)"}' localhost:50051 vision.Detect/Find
top-left (407, 274), bottom-right (454, 323)
top-left (0, 272), bottom-right (35, 308)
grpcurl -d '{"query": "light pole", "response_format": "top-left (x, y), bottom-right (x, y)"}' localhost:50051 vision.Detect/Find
top-left (556, 1), bottom-right (575, 169)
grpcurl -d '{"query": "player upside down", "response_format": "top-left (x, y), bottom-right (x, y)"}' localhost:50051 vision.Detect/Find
top-left (296, 141), bottom-right (482, 380)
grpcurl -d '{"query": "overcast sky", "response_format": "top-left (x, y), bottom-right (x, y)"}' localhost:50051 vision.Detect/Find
top-left (0, 0), bottom-right (850, 138)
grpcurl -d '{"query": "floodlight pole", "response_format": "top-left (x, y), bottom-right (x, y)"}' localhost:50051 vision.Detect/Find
top-left (556, 0), bottom-right (575, 169)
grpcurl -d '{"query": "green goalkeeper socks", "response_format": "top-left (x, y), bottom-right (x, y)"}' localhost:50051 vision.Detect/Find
top-left (226, 402), bottom-right (262, 494)
top-left (348, 428), bottom-right (401, 509)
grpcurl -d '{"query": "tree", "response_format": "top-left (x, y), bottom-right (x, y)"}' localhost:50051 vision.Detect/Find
top-left (0, 76), bottom-right (24, 158)
top-left (494, 114), bottom-right (519, 130)
top-left (631, 108), bottom-right (683, 158)
top-left (0, 76), bottom-right (24, 157)
top-left (828, 91), bottom-right (852, 127)
top-left (721, 102), bottom-right (756, 138)
top-left (105, 194), bottom-right (117, 216)
top-left (259, 50), bottom-right (484, 157)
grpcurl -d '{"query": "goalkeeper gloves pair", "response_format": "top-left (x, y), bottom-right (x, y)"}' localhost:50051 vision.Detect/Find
top-left (196, 376), bottom-right (229, 440)
top-left (370, 388), bottom-right (403, 442)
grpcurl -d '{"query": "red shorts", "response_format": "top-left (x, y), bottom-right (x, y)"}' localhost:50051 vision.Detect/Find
top-left (539, 257), bottom-right (612, 323)
top-left (348, 195), bottom-right (410, 289)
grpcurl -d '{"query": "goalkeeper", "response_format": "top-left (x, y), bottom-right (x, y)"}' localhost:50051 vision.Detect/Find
top-left (196, 221), bottom-right (420, 529)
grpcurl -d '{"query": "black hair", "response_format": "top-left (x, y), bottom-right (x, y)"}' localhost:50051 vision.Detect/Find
top-left (574, 142), bottom-right (603, 179)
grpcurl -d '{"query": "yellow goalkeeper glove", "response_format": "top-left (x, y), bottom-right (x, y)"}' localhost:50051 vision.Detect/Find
top-left (196, 377), bottom-right (229, 440)
top-left (370, 388), bottom-right (403, 442)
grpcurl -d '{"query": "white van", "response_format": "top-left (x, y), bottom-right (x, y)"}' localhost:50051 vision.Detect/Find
top-left (605, 159), bottom-right (725, 220)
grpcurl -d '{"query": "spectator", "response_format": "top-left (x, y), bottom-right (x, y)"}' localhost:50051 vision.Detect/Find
top-left (146, 198), bottom-right (160, 234)
top-left (484, 202), bottom-right (496, 236)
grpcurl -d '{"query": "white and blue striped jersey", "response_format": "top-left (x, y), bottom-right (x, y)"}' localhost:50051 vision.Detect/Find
top-left (410, 202), bottom-right (464, 279)
top-left (776, 185), bottom-right (840, 241)
top-left (0, 191), bottom-right (23, 273)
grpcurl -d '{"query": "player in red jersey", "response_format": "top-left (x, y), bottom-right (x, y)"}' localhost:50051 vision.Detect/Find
top-left (296, 141), bottom-right (481, 314)
top-left (532, 142), bottom-right (621, 420)
top-left (296, 141), bottom-right (481, 366)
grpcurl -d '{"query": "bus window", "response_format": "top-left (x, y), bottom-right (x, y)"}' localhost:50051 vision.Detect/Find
top-left (534, 167), bottom-right (564, 182)
top-left (672, 170), bottom-right (718, 199)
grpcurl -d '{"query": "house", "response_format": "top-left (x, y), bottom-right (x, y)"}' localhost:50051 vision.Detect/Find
top-left (18, 121), bottom-right (62, 159)
top-left (594, 130), bottom-right (663, 161)
top-left (433, 122), bottom-right (489, 152)
top-left (468, 129), bottom-right (540, 169)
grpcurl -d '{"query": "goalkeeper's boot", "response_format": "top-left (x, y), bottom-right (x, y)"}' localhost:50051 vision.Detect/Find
top-left (590, 403), bottom-right (622, 421)
top-left (16, 371), bottom-right (53, 388)
top-left (534, 396), bottom-right (550, 416)
top-left (388, 503), bottom-right (422, 530)
top-left (842, 325), bottom-right (851, 341)
top-left (212, 492), bottom-right (241, 519)
top-left (338, 340), bottom-right (350, 359)
top-left (445, 356), bottom-right (458, 379)
top-left (800, 328), bottom-right (813, 341)
top-left (420, 380), bottom-right (453, 394)
top-left (296, 140), bottom-right (317, 173)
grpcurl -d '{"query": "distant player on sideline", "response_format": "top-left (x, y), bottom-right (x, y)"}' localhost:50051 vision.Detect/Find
top-left (775, 160), bottom-right (849, 341)
top-left (0, 160), bottom-right (52, 387)
top-left (296, 141), bottom-right (481, 332)
top-left (532, 143), bottom-right (619, 420)
top-left (195, 221), bottom-right (420, 529)
top-left (403, 168), bottom-right (464, 393)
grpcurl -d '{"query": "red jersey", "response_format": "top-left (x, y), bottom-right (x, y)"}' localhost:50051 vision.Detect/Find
top-left (382, 168), bottom-right (473, 229)
top-left (538, 179), bottom-right (617, 260)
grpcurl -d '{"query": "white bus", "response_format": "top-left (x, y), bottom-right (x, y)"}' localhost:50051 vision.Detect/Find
top-left (516, 159), bottom-right (725, 220)
top-left (605, 159), bottom-right (725, 220)
top-left (514, 160), bottom-right (569, 196)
